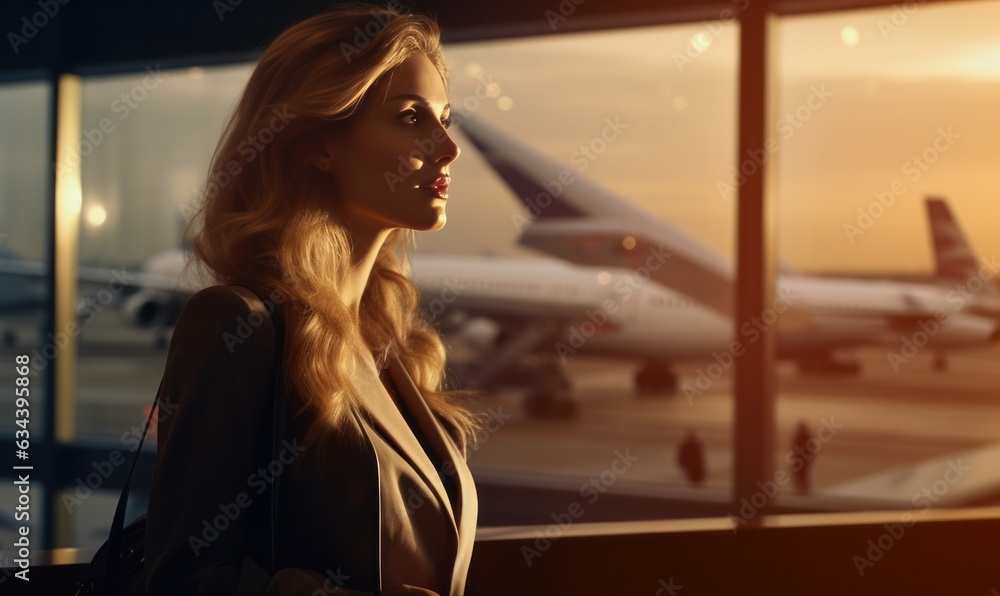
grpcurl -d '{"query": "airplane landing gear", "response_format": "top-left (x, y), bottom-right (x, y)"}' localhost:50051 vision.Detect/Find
top-left (635, 361), bottom-right (678, 395)
top-left (523, 390), bottom-right (577, 420)
top-left (2, 329), bottom-right (16, 348)
top-left (153, 326), bottom-right (170, 349)
top-left (522, 358), bottom-right (577, 420)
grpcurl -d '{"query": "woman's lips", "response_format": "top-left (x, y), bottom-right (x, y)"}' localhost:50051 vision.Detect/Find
top-left (419, 175), bottom-right (449, 198)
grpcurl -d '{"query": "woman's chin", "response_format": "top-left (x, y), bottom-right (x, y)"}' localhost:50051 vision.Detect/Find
top-left (416, 210), bottom-right (447, 232)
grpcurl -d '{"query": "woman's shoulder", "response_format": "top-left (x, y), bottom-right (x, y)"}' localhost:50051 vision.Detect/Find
top-left (179, 284), bottom-right (276, 318)
top-left (183, 283), bottom-right (262, 309)
top-left (172, 284), bottom-right (278, 353)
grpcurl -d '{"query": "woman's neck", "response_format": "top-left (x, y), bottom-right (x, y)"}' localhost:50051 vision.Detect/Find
top-left (342, 225), bottom-right (392, 316)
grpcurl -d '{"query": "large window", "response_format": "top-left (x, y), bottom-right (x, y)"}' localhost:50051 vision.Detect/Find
top-left (439, 24), bottom-right (740, 524)
top-left (771, 0), bottom-right (1000, 515)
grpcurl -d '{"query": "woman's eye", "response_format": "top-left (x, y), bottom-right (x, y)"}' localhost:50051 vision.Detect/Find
top-left (400, 109), bottom-right (452, 130)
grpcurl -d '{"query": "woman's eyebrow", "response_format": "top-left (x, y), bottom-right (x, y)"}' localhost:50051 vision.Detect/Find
top-left (385, 93), bottom-right (451, 113)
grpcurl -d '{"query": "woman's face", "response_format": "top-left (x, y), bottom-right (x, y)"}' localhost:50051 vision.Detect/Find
top-left (317, 52), bottom-right (460, 237)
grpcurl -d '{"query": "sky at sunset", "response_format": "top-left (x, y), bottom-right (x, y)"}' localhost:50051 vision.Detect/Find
top-left (1, 0), bottom-right (998, 275)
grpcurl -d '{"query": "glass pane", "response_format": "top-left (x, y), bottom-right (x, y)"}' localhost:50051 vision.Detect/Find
top-left (75, 64), bottom-right (253, 441)
top-left (439, 22), bottom-right (739, 525)
top-left (773, 0), bottom-right (1000, 514)
top-left (67, 64), bottom-right (252, 548)
top-left (0, 79), bottom-right (50, 562)
top-left (0, 80), bottom-right (51, 439)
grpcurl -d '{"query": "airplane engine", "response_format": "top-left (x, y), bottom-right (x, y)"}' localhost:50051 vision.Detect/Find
top-left (925, 312), bottom-right (999, 347)
top-left (120, 290), bottom-right (171, 328)
top-left (458, 317), bottom-right (501, 352)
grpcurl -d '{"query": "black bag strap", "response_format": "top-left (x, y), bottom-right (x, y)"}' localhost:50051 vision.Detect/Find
top-left (98, 283), bottom-right (286, 591)
top-left (99, 378), bottom-right (161, 591)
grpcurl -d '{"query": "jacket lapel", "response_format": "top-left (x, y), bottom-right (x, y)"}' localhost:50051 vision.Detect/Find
top-left (385, 353), bottom-right (477, 596)
top-left (355, 352), bottom-right (458, 530)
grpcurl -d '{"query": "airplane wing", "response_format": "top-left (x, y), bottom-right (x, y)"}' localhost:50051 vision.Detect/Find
top-left (0, 257), bottom-right (44, 279)
top-left (824, 442), bottom-right (1000, 507)
top-left (412, 253), bottom-right (625, 388)
top-left (0, 257), bottom-right (180, 293)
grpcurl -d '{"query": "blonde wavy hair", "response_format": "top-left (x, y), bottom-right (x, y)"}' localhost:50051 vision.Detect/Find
top-left (183, 3), bottom-right (483, 471)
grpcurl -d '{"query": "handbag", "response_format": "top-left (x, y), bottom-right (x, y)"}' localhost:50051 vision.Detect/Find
top-left (74, 284), bottom-right (287, 595)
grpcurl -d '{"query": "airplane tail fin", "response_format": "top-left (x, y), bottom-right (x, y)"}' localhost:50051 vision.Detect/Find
top-left (926, 197), bottom-right (996, 293)
top-left (456, 114), bottom-right (736, 315)
top-left (456, 114), bottom-right (651, 224)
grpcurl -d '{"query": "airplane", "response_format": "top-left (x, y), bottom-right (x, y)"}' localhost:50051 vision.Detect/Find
top-left (0, 245), bottom-right (188, 347)
top-left (446, 115), bottom-right (1000, 397)
top-left (0, 214), bottom-right (197, 348)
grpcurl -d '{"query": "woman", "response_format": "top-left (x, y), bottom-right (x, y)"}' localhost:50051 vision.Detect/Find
top-left (144, 4), bottom-right (483, 595)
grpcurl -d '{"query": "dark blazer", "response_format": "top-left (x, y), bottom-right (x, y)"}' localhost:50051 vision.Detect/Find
top-left (144, 284), bottom-right (477, 595)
